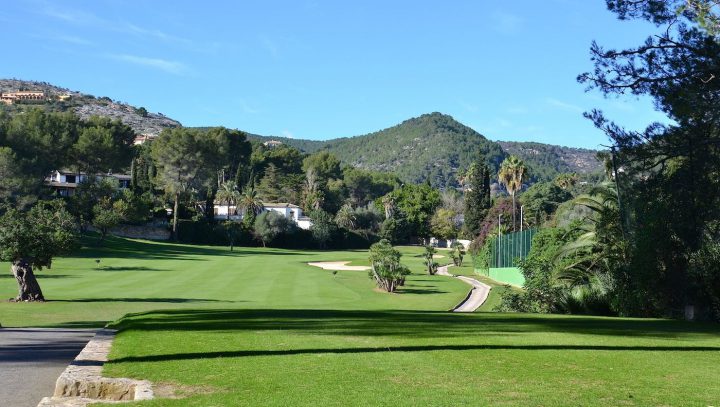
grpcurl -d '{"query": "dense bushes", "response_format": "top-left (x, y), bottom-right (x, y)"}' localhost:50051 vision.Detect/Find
top-left (177, 219), bottom-right (254, 246)
top-left (176, 217), bottom-right (375, 250)
top-left (495, 226), bottom-right (616, 316)
top-left (689, 238), bottom-right (720, 321)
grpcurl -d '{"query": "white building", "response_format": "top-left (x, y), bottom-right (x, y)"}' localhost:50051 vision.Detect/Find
top-left (214, 202), bottom-right (313, 230)
top-left (47, 170), bottom-right (131, 197)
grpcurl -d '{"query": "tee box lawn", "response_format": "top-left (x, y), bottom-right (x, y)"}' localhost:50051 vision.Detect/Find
top-left (1, 237), bottom-right (719, 406)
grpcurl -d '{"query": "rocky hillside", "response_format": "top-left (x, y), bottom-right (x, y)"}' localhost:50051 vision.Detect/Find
top-left (497, 141), bottom-right (604, 181)
top-left (0, 79), bottom-right (180, 136)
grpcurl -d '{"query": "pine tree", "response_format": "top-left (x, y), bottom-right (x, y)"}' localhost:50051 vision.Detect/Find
top-left (257, 163), bottom-right (282, 202)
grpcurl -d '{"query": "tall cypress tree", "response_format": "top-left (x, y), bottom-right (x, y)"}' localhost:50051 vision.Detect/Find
top-left (257, 163), bottom-right (282, 202)
top-left (463, 161), bottom-right (491, 238)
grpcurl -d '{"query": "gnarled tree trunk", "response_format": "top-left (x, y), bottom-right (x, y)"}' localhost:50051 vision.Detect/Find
top-left (11, 259), bottom-right (45, 302)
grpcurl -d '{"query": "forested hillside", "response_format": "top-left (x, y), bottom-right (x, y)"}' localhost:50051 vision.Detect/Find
top-left (320, 113), bottom-right (506, 188)
top-left (250, 113), bottom-right (506, 188)
top-left (245, 134), bottom-right (327, 153)
top-left (2, 79), bottom-right (602, 188)
top-left (250, 113), bottom-right (603, 187)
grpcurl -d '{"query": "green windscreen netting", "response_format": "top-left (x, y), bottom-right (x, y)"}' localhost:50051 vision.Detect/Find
top-left (489, 228), bottom-right (537, 268)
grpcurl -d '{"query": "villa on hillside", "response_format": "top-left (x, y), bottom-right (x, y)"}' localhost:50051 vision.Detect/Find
top-left (47, 170), bottom-right (131, 197)
top-left (133, 134), bottom-right (157, 145)
top-left (262, 140), bottom-right (284, 148)
top-left (0, 91), bottom-right (46, 105)
top-left (214, 202), bottom-right (313, 230)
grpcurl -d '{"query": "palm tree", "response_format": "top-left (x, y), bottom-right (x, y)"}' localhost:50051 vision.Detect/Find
top-left (381, 195), bottom-right (396, 219)
top-left (554, 183), bottom-right (628, 287)
top-left (239, 187), bottom-right (264, 220)
top-left (554, 173), bottom-right (579, 190)
top-left (216, 181), bottom-right (241, 221)
top-left (498, 155), bottom-right (526, 231)
top-left (335, 204), bottom-right (357, 230)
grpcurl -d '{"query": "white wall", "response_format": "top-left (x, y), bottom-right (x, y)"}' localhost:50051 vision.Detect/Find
top-left (213, 204), bottom-right (308, 227)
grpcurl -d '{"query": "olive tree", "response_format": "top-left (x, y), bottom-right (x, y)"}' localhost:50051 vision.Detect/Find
top-left (0, 201), bottom-right (79, 302)
top-left (92, 197), bottom-right (124, 241)
top-left (253, 211), bottom-right (296, 247)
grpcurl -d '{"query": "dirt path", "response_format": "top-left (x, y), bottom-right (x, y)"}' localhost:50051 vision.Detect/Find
top-left (436, 265), bottom-right (491, 312)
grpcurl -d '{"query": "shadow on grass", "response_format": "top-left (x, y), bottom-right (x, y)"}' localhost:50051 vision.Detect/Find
top-left (0, 274), bottom-right (74, 279)
top-left (110, 342), bottom-right (720, 364)
top-left (71, 235), bottom-right (321, 262)
top-left (97, 266), bottom-right (168, 272)
top-left (108, 308), bottom-right (720, 340)
top-left (50, 298), bottom-right (237, 304)
top-left (397, 288), bottom-right (448, 295)
top-left (105, 308), bottom-right (720, 365)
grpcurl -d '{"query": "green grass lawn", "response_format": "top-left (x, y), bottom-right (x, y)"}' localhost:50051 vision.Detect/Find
top-left (2, 237), bottom-right (719, 406)
top-left (0, 238), bottom-right (470, 327)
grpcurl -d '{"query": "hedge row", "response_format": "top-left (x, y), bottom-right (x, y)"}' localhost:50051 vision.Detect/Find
top-left (176, 219), bottom-right (374, 250)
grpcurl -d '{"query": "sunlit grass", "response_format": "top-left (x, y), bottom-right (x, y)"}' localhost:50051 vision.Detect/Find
top-left (2, 236), bottom-right (718, 406)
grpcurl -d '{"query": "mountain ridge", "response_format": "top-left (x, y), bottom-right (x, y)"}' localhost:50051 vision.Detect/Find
top-left (1, 79), bottom-right (603, 187)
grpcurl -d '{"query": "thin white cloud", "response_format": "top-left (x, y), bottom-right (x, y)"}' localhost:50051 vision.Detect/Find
top-left (42, 7), bottom-right (105, 25)
top-left (40, 6), bottom-right (212, 52)
top-left (108, 54), bottom-right (189, 75)
top-left (124, 23), bottom-right (198, 49)
top-left (57, 35), bottom-right (93, 46)
top-left (281, 130), bottom-right (295, 139)
top-left (490, 11), bottom-right (523, 34)
top-left (546, 98), bottom-right (585, 113)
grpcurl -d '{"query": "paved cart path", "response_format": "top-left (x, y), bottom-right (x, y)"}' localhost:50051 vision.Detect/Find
top-left (0, 327), bottom-right (97, 407)
top-left (437, 265), bottom-right (491, 312)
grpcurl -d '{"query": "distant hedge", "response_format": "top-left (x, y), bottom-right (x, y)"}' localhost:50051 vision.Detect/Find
top-left (176, 220), bottom-right (255, 246)
top-left (176, 219), bottom-right (374, 250)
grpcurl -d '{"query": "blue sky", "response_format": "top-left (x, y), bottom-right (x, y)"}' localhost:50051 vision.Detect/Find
top-left (2, 1), bottom-right (670, 148)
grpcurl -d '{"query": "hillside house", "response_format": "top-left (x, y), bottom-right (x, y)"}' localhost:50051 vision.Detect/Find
top-left (133, 134), bottom-right (157, 145)
top-left (47, 170), bottom-right (131, 196)
top-left (214, 202), bottom-right (313, 230)
top-left (0, 91), bottom-right (46, 105)
top-left (263, 140), bottom-right (284, 148)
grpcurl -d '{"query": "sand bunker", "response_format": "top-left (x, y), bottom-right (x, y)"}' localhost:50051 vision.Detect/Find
top-left (308, 261), bottom-right (370, 271)
top-left (433, 254), bottom-right (446, 259)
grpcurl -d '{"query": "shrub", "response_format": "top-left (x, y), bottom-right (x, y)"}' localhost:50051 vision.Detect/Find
top-left (253, 211), bottom-right (298, 247)
top-left (449, 241), bottom-right (465, 266)
top-left (309, 210), bottom-right (339, 249)
top-left (368, 239), bottom-right (410, 293)
top-left (423, 245), bottom-right (438, 275)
